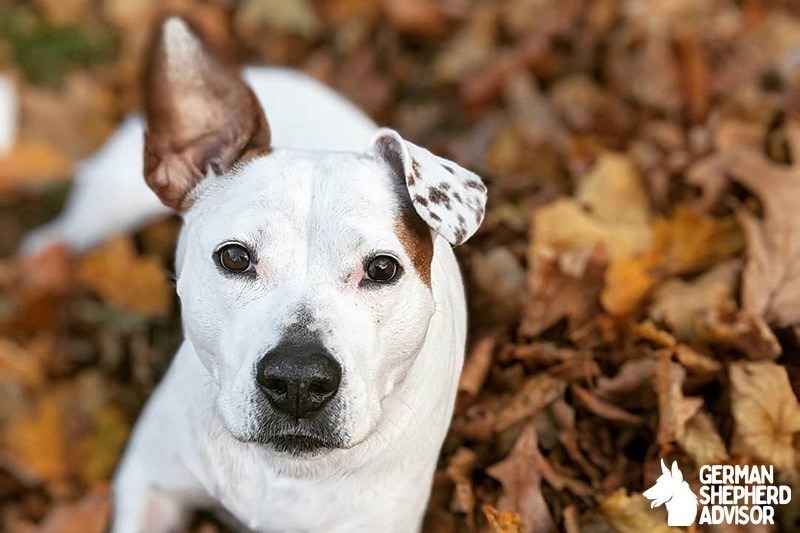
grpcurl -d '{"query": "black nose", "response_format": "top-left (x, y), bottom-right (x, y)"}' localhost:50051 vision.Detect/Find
top-left (256, 345), bottom-right (342, 419)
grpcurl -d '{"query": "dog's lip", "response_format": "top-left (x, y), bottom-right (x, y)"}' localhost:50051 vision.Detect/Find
top-left (267, 434), bottom-right (338, 455)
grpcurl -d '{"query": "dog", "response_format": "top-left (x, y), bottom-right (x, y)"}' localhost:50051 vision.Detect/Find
top-left (25, 17), bottom-right (487, 532)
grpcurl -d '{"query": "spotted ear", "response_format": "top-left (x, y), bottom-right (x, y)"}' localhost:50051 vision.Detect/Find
top-left (371, 128), bottom-right (487, 246)
top-left (143, 16), bottom-right (271, 210)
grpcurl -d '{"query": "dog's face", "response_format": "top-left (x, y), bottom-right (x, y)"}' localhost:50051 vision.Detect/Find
top-left (143, 18), bottom-right (486, 459)
top-left (176, 151), bottom-right (437, 451)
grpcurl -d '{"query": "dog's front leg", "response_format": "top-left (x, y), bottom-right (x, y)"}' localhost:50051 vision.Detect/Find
top-left (111, 479), bottom-right (187, 533)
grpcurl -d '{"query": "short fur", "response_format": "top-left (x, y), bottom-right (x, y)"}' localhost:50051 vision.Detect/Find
top-left (25, 17), bottom-right (487, 533)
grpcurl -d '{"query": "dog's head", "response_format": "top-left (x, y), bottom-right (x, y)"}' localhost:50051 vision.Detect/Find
top-left (143, 18), bottom-right (487, 460)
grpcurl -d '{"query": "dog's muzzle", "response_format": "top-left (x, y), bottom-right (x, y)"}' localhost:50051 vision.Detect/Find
top-left (251, 340), bottom-right (345, 455)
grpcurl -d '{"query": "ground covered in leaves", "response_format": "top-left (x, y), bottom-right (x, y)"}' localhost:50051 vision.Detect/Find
top-left (1, 0), bottom-right (800, 531)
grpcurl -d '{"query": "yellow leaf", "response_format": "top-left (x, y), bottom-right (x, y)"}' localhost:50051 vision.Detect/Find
top-left (482, 504), bottom-right (524, 533)
top-left (0, 141), bottom-right (71, 195)
top-left (730, 362), bottom-right (800, 478)
top-left (601, 489), bottom-right (674, 533)
top-left (76, 236), bottom-right (172, 318)
top-left (601, 251), bottom-right (663, 316)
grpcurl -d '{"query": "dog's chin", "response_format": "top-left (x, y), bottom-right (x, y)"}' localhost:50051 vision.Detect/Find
top-left (265, 435), bottom-right (336, 457)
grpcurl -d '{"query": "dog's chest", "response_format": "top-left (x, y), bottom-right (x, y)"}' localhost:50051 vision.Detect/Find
top-left (206, 459), bottom-right (422, 532)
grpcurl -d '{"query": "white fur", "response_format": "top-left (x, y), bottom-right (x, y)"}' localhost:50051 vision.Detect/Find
top-left (0, 74), bottom-right (17, 156)
top-left (32, 65), bottom-right (483, 531)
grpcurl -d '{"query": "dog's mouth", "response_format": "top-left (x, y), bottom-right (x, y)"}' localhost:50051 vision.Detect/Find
top-left (267, 434), bottom-right (334, 455)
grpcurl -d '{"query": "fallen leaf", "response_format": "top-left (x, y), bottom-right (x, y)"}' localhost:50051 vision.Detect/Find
top-left (724, 120), bottom-right (800, 327)
top-left (486, 424), bottom-right (556, 533)
top-left (652, 207), bottom-right (744, 276)
top-left (494, 374), bottom-right (566, 432)
top-left (76, 236), bottom-right (172, 318)
top-left (482, 504), bottom-right (523, 533)
top-left (0, 141), bottom-right (71, 196)
top-left (38, 485), bottom-right (110, 533)
top-left (730, 362), bottom-right (800, 477)
top-left (677, 410), bottom-right (729, 467)
top-left (652, 355), bottom-right (703, 445)
top-left (600, 489), bottom-right (673, 533)
top-left (445, 447), bottom-right (477, 521)
top-left (571, 384), bottom-right (644, 425)
top-left (380, 0), bottom-right (449, 37)
top-left (601, 251), bottom-right (663, 317)
top-left (533, 152), bottom-right (652, 263)
top-left (649, 260), bottom-right (740, 341)
top-left (521, 245), bottom-right (606, 336)
top-left (458, 336), bottom-right (495, 398)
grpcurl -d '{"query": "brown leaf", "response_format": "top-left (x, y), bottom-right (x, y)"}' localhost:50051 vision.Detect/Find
top-left (381, 0), bottom-right (449, 37)
top-left (521, 245), bottom-right (606, 336)
top-left (1, 373), bottom-right (129, 491)
top-left (37, 485), bottom-right (110, 533)
top-left (76, 236), bottom-right (172, 318)
top-left (486, 424), bottom-right (556, 533)
top-left (445, 447), bottom-right (477, 520)
top-left (724, 120), bottom-right (800, 327)
top-left (494, 374), bottom-right (566, 432)
top-left (649, 260), bottom-right (740, 342)
top-left (571, 384), bottom-right (644, 425)
top-left (458, 336), bottom-right (495, 398)
top-left (730, 362), bottom-right (800, 477)
top-left (652, 355), bottom-right (703, 445)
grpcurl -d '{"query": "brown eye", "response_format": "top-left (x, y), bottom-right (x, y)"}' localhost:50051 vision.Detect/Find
top-left (217, 243), bottom-right (253, 273)
top-left (366, 255), bottom-right (400, 283)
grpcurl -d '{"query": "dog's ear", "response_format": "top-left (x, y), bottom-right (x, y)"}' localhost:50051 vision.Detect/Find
top-left (370, 129), bottom-right (487, 245)
top-left (143, 16), bottom-right (271, 210)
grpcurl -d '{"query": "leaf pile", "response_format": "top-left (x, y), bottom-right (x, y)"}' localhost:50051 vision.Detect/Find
top-left (2, 0), bottom-right (800, 531)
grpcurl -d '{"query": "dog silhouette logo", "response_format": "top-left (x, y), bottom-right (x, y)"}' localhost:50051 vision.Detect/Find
top-left (643, 459), bottom-right (698, 526)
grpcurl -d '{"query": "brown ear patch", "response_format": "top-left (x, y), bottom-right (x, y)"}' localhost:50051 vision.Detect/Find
top-left (395, 205), bottom-right (433, 287)
top-left (142, 16), bottom-right (271, 210)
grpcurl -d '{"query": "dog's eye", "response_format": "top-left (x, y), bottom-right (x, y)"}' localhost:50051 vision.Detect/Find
top-left (217, 243), bottom-right (253, 273)
top-left (366, 255), bottom-right (400, 283)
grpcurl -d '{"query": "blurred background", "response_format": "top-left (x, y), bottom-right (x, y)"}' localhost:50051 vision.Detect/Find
top-left (1, 0), bottom-right (800, 531)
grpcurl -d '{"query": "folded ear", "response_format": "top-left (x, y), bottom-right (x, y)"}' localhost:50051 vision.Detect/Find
top-left (370, 129), bottom-right (487, 245)
top-left (143, 16), bottom-right (271, 210)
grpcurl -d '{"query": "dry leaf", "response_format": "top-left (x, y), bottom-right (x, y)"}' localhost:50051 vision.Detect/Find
top-left (486, 424), bottom-right (556, 533)
top-left (677, 410), bottom-right (729, 467)
top-left (730, 362), bottom-right (800, 477)
top-left (652, 356), bottom-right (703, 445)
top-left (0, 141), bottom-right (71, 196)
top-left (724, 120), bottom-right (800, 327)
top-left (601, 251), bottom-right (663, 317)
top-left (653, 206), bottom-right (744, 276)
top-left (37, 485), bottom-right (111, 533)
top-left (571, 384), bottom-right (644, 425)
top-left (533, 152), bottom-right (652, 263)
top-left (76, 236), bottom-right (172, 318)
top-left (458, 336), bottom-right (495, 398)
top-left (482, 504), bottom-right (523, 533)
top-left (445, 447), bottom-right (477, 520)
top-left (600, 489), bottom-right (673, 533)
top-left (649, 260), bottom-right (740, 341)
top-left (494, 374), bottom-right (566, 432)
top-left (1, 373), bottom-right (128, 491)
top-left (521, 245), bottom-right (606, 336)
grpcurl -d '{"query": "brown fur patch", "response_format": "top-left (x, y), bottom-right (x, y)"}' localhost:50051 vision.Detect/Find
top-left (395, 205), bottom-right (433, 287)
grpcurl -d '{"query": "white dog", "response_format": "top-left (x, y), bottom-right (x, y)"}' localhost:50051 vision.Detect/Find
top-left (24, 17), bottom-right (487, 532)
